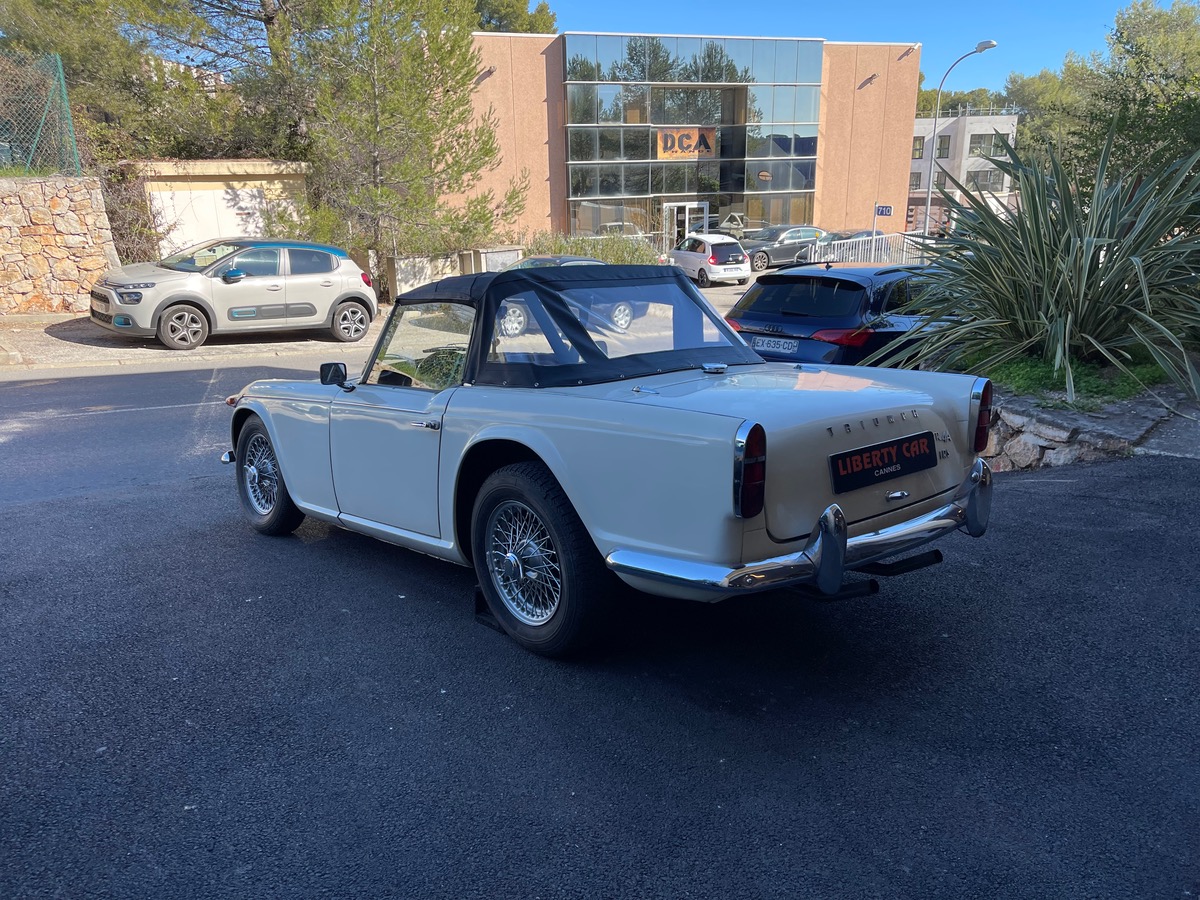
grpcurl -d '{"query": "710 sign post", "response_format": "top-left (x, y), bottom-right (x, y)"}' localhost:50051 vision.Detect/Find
top-left (872, 203), bottom-right (892, 237)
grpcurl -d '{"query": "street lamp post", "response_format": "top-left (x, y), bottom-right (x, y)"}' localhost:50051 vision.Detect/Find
top-left (922, 40), bottom-right (998, 236)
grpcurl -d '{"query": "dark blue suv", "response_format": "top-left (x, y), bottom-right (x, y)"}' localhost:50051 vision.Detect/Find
top-left (726, 262), bottom-right (929, 365)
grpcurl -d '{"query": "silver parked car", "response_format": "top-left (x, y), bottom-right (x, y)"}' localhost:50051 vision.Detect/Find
top-left (88, 238), bottom-right (379, 350)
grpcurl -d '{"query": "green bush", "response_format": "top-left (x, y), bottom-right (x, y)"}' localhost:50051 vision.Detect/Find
top-left (521, 231), bottom-right (663, 266)
top-left (872, 134), bottom-right (1200, 402)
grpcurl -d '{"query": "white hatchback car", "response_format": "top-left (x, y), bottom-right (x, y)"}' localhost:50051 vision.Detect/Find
top-left (89, 238), bottom-right (378, 350)
top-left (669, 233), bottom-right (751, 287)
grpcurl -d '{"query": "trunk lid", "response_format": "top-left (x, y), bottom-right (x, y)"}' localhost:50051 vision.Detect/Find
top-left (550, 363), bottom-right (975, 538)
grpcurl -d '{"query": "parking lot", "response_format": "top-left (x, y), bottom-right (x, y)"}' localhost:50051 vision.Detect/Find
top-left (1, 361), bottom-right (1197, 897)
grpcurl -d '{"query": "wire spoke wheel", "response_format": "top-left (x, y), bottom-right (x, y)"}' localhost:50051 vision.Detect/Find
top-left (485, 500), bottom-right (562, 626)
top-left (242, 432), bottom-right (281, 516)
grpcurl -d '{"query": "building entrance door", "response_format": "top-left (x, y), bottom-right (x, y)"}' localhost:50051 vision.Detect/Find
top-left (661, 201), bottom-right (710, 252)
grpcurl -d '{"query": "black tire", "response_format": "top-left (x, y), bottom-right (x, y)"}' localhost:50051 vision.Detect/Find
top-left (737, 278), bottom-right (748, 286)
top-left (696, 268), bottom-right (711, 288)
top-left (610, 300), bottom-right (634, 329)
top-left (751, 251), bottom-right (770, 272)
top-left (235, 416), bottom-right (304, 536)
top-left (471, 461), bottom-right (614, 657)
top-left (499, 304), bottom-right (528, 337)
top-left (156, 303), bottom-right (209, 350)
top-left (331, 300), bottom-right (370, 342)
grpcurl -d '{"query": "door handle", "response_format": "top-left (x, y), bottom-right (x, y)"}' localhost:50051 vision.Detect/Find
top-left (320, 280), bottom-right (334, 287)
top-left (409, 420), bottom-right (440, 430)
top-left (266, 283), bottom-right (283, 291)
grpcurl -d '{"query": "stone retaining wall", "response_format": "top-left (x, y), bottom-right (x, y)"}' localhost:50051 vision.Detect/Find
top-left (984, 393), bottom-right (1175, 471)
top-left (0, 177), bottom-right (120, 315)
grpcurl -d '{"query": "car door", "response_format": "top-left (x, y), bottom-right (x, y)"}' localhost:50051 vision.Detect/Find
top-left (328, 301), bottom-right (475, 538)
top-left (284, 247), bottom-right (341, 326)
top-left (672, 238), bottom-right (700, 277)
top-left (209, 247), bottom-right (284, 331)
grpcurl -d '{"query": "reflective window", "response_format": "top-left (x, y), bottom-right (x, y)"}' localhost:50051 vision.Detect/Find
top-left (790, 159), bottom-right (816, 190)
top-left (794, 126), bottom-right (818, 156)
top-left (774, 40), bottom-right (799, 83)
top-left (912, 136), bottom-right (925, 159)
top-left (645, 36), bottom-right (678, 81)
top-left (623, 128), bottom-right (650, 160)
top-left (725, 39), bottom-right (753, 80)
top-left (596, 34), bottom-right (624, 77)
top-left (797, 42), bottom-right (823, 83)
top-left (675, 37), bottom-right (702, 79)
top-left (772, 86), bottom-right (796, 124)
top-left (569, 128), bottom-right (597, 162)
top-left (597, 85), bottom-right (624, 123)
top-left (910, 172), bottom-right (922, 190)
top-left (564, 34), bottom-right (596, 77)
top-left (598, 128), bottom-right (622, 160)
top-left (598, 164), bottom-right (622, 195)
top-left (796, 87), bottom-right (820, 123)
top-left (570, 165), bottom-right (598, 197)
top-left (747, 87), bottom-right (771, 124)
top-left (751, 40), bottom-right (776, 84)
top-left (567, 84), bottom-right (597, 124)
top-left (623, 164), bottom-right (649, 194)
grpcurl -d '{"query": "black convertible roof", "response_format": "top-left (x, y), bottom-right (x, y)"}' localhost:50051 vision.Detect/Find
top-left (396, 264), bottom-right (681, 307)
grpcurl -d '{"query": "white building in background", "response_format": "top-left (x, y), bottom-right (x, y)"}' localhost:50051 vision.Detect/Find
top-left (906, 107), bottom-right (1018, 233)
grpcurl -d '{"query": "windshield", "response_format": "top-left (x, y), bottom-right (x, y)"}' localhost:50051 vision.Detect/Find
top-left (475, 267), bottom-right (761, 388)
top-left (733, 276), bottom-right (869, 318)
top-left (159, 240), bottom-right (245, 272)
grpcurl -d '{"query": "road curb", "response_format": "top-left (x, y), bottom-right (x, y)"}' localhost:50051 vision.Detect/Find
top-left (0, 343), bottom-right (20, 366)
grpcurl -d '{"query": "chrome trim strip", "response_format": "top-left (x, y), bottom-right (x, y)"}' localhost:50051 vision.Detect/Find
top-left (732, 419), bottom-right (754, 518)
top-left (607, 458), bottom-right (993, 596)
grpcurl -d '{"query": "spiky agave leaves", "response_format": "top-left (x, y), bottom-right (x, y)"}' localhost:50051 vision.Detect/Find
top-left (871, 132), bottom-right (1200, 402)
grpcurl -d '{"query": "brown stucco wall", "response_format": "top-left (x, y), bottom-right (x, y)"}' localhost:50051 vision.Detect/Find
top-left (0, 177), bottom-right (120, 315)
top-left (472, 34), bottom-right (566, 236)
top-left (815, 42), bottom-right (922, 232)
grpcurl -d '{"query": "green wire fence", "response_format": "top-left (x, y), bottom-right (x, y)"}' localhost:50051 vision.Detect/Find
top-left (0, 51), bottom-right (81, 176)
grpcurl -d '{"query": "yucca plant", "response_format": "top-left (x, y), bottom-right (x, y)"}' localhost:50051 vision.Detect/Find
top-left (871, 135), bottom-right (1200, 402)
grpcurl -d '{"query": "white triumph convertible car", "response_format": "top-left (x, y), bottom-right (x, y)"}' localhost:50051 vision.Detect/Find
top-left (222, 265), bottom-right (993, 656)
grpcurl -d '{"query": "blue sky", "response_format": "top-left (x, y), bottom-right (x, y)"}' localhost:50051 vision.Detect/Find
top-left (543, 0), bottom-right (1139, 93)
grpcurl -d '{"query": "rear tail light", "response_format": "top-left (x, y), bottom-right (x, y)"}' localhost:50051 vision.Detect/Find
top-left (709, 255), bottom-right (717, 265)
top-left (735, 423), bottom-right (766, 518)
top-left (725, 317), bottom-right (742, 331)
top-left (974, 379), bottom-right (993, 453)
top-left (361, 272), bottom-right (373, 288)
top-left (810, 328), bottom-right (874, 348)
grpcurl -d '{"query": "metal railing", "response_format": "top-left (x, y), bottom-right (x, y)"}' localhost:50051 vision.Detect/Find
top-left (0, 51), bottom-right (81, 176)
top-left (811, 231), bottom-right (930, 266)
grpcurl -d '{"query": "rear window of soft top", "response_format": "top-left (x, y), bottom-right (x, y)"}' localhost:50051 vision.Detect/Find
top-left (733, 275), bottom-right (868, 317)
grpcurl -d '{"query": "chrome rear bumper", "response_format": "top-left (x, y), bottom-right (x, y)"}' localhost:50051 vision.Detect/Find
top-left (606, 458), bottom-right (993, 596)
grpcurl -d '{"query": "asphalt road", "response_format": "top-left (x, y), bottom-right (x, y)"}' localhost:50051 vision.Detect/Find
top-left (1, 366), bottom-right (1197, 898)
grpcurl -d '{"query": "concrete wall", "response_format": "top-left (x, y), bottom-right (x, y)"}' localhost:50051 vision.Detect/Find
top-left (137, 159), bottom-right (309, 256)
top-left (815, 42), bottom-right (923, 232)
top-left (0, 177), bottom-right (120, 315)
top-left (472, 34), bottom-right (565, 235)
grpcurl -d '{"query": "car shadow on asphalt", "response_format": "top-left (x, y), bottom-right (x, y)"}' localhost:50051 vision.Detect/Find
top-left (301, 516), bottom-right (953, 709)
top-left (43, 317), bottom-right (364, 351)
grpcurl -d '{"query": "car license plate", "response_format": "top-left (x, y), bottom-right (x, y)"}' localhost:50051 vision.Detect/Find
top-left (828, 431), bottom-right (937, 494)
top-left (751, 335), bottom-right (798, 354)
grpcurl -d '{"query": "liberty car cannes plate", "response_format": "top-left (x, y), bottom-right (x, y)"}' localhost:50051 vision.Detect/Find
top-left (829, 431), bottom-right (937, 494)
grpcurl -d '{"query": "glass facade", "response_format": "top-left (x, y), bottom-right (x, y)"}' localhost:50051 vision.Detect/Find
top-left (562, 33), bottom-right (823, 245)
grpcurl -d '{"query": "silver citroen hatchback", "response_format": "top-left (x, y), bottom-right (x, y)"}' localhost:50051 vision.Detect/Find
top-left (88, 238), bottom-right (379, 350)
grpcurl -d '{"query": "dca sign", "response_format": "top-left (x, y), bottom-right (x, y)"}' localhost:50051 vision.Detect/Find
top-left (657, 127), bottom-right (716, 160)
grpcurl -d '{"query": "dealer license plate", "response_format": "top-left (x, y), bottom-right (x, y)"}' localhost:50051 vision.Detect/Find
top-left (829, 431), bottom-right (937, 494)
top-left (751, 335), bottom-right (798, 354)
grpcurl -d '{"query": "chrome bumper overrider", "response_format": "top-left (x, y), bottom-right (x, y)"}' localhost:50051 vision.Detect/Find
top-left (606, 458), bottom-right (993, 596)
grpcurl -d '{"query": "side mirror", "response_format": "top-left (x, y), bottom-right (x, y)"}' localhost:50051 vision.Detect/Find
top-left (320, 361), bottom-right (353, 391)
top-left (221, 268), bottom-right (245, 284)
